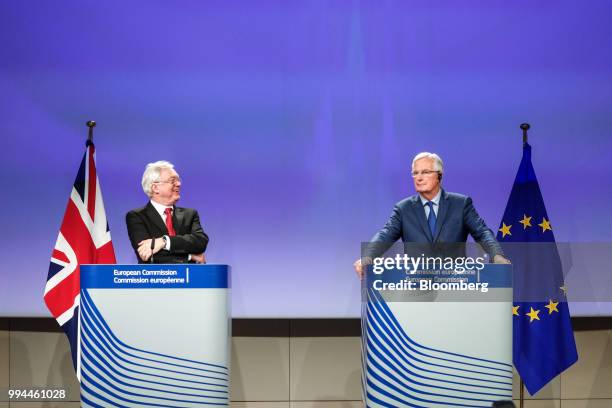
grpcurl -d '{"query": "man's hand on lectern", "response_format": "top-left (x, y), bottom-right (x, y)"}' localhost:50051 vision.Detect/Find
top-left (493, 254), bottom-right (511, 264)
top-left (191, 253), bottom-right (206, 264)
top-left (137, 238), bottom-right (165, 262)
top-left (353, 257), bottom-right (372, 280)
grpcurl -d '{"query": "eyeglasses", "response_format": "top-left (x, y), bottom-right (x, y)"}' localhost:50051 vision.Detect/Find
top-left (411, 170), bottom-right (439, 178)
top-left (154, 177), bottom-right (181, 185)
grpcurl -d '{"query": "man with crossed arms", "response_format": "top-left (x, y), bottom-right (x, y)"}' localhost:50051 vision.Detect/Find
top-left (126, 160), bottom-right (208, 264)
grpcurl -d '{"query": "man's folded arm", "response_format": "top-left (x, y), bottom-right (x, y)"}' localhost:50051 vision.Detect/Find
top-left (126, 211), bottom-right (149, 255)
top-left (168, 211), bottom-right (209, 254)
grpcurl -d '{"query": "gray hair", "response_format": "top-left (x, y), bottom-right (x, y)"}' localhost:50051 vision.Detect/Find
top-left (141, 160), bottom-right (175, 197)
top-left (412, 152), bottom-right (444, 174)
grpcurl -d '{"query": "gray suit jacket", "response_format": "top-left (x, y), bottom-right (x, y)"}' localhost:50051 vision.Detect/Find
top-left (368, 189), bottom-right (502, 258)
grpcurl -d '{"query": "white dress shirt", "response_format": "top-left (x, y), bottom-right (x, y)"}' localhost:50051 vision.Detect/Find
top-left (150, 200), bottom-right (172, 250)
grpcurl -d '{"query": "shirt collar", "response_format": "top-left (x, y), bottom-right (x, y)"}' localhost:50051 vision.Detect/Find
top-left (419, 188), bottom-right (442, 206)
top-left (150, 200), bottom-right (173, 218)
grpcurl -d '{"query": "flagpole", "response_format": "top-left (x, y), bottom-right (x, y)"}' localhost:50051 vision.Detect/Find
top-left (87, 120), bottom-right (96, 143)
top-left (520, 123), bottom-right (530, 146)
top-left (518, 122), bottom-right (530, 408)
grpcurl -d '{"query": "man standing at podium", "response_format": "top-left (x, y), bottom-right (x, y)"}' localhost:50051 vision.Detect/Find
top-left (126, 160), bottom-right (208, 264)
top-left (354, 152), bottom-right (509, 279)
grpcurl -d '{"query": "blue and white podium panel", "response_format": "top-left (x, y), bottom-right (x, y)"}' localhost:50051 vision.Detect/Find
top-left (362, 263), bottom-right (513, 407)
top-left (79, 264), bottom-right (231, 407)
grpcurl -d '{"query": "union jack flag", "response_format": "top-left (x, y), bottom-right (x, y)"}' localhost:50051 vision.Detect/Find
top-left (44, 140), bottom-right (116, 379)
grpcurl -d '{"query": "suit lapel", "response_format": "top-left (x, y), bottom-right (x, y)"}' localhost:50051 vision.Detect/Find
top-left (145, 202), bottom-right (169, 235)
top-left (412, 196), bottom-right (433, 242)
top-left (433, 189), bottom-right (449, 242)
top-left (173, 206), bottom-right (184, 235)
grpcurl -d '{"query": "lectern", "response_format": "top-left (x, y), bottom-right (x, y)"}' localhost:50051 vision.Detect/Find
top-left (362, 264), bottom-right (513, 407)
top-left (79, 264), bottom-right (231, 407)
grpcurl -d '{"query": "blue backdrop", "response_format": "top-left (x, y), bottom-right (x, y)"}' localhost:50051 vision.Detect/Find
top-left (1, 0), bottom-right (611, 317)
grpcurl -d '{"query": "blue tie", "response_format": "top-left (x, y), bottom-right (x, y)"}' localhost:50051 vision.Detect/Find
top-left (426, 201), bottom-right (436, 237)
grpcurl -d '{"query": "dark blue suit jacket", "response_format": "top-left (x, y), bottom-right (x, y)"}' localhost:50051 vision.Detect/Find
top-left (369, 189), bottom-right (502, 258)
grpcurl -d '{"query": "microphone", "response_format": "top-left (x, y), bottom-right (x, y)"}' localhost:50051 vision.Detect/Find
top-left (150, 237), bottom-right (155, 264)
top-left (492, 401), bottom-right (515, 408)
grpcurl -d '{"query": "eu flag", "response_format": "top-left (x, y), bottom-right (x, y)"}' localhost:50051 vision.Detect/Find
top-left (497, 142), bottom-right (578, 395)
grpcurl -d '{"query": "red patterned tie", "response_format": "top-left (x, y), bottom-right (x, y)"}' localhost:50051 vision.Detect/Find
top-left (164, 207), bottom-right (176, 236)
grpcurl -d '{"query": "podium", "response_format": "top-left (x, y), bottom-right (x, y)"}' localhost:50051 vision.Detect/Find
top-left (361, 264), bottom-right (513, 407)
top-left (79, 264), bottom-right (231, 407)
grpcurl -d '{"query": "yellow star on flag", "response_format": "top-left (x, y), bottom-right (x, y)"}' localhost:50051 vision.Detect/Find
top-left (545, 299), bottom-right (559, 314)
top-left (499, 222), bottom-right (512, 238)
top-left (526, 307), bottom-right (540, 322)
top-left (512, 305), bottom-right (520, 316)
top-left (519, 214), bottom-right (532, 229)
top-left (560, 285), bottom-right (567, 295)
top-left (538, 217), bottom-right (552, 233)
